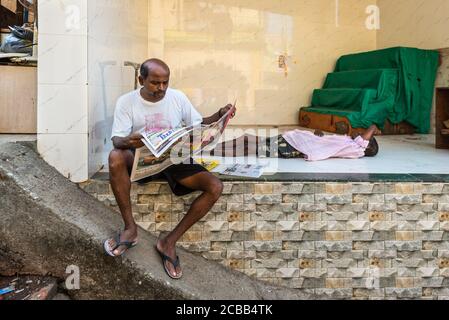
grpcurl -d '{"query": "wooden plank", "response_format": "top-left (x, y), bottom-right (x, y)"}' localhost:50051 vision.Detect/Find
top-left (0, 65), bottom-right (37, 133)
top-left (436, 88), bottom-right (449, 149)
top-left (1, 0), bottom-right (17, 11)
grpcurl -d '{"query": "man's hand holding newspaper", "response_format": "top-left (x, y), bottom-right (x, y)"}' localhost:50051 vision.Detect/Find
top-left (130, 104), bottom-right (236, 182)
top-left (128, 133), bottom-right (145, 149)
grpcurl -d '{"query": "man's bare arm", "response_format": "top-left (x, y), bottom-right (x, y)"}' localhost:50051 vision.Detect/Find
top-left (361, 125), bottom-right (380, 141)
top-left (202, 104), bottom-right (236, 125)
top-left (202, 111), bottom-right (221, 125)
top-left (112, 133), bottom-right (145, 150)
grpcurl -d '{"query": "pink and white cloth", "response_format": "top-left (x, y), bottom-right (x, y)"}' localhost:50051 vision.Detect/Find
top-left (282, 130), bottom-right (369, 161)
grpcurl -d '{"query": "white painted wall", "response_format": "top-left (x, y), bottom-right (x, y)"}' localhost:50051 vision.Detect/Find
top-left (37, 0), bottom-right (149, 182)
top-left (37, 0), bottom-right (89, 182)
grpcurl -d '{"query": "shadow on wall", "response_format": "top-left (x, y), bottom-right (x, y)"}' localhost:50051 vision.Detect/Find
top-left (436, 48), bottom-right (449, 87)
top-left (430, 48), bottom-right (449, 133)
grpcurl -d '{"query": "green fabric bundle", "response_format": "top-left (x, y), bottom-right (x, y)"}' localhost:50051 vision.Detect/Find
top-left (303, 47), bottom-right (439, 133)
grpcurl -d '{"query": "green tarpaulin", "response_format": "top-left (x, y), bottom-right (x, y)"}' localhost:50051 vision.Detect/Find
top-left (303, 47), bottom-right (439, 133)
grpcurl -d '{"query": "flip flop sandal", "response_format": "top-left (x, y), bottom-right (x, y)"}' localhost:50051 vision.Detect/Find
top-left (155, 246), bottom-right (182, 280)
top-left (103, 231), bottom-right (138, 257)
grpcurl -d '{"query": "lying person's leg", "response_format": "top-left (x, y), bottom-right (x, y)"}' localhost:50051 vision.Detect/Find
top-left (212, 134), bottom-right (266, 157)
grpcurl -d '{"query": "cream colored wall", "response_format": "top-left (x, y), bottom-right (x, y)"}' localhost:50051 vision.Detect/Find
top-left (148, 0), bottom-right (377, 125)
top-left (377, 0), bottom-right (449, 50)
top-left (378, 0), bottom-right (449, 133)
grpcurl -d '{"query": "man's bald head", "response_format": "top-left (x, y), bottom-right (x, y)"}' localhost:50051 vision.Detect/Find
top-left (140, 58), bottom-right (170, 79)
top-left (139, 58), bottom-right (171, 102)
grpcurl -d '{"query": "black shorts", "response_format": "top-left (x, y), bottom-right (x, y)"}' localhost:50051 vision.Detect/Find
top-left (276, 135), bottom-right (304, 159)
top-left (135, 156), bottom-right (208, 197)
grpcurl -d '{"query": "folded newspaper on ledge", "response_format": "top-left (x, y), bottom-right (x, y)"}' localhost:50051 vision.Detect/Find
top-left (217, 163), bottom-right (266, 178)
top-left (130, 105), bottom-right (236, 182)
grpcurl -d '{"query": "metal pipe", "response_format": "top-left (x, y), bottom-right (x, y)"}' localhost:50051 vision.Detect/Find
top-left (124, 61), bottom-right (141, 90)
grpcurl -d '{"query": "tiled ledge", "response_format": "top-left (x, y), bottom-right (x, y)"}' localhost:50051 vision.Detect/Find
top-left (92, 172), bottom-right (449, 183)
top-left (80, 179), bottom-right (449, 299)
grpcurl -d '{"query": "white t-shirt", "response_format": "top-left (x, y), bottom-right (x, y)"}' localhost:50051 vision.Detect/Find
top-left (111, 88), bottom-right (203, 139)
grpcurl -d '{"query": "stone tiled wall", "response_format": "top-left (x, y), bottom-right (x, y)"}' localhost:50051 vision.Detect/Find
top-left (79, 180), bottom-right (449, 300)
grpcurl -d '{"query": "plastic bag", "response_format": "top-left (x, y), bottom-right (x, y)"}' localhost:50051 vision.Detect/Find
top-left (0, 25), bottom-right (33, 54)
top-left (10, 25), bottom-right (34, 41)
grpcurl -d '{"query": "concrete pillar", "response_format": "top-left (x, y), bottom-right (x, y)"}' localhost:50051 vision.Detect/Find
top-left (37, 0), bottom-right (89, 182)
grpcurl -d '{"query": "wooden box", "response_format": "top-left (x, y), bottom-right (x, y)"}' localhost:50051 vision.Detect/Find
top-left (436, 87), bottom-right (449, 149)
top-left (0, 65), bottom-right (37, 133)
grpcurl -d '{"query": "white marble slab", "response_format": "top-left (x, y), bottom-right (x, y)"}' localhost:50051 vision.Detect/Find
top-left (38, 84), bottom-right (88, 134)
top-left (38, 133), bottom-right (88, 182)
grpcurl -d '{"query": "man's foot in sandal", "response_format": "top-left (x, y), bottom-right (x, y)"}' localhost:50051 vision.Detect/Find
top-left (156, 237), bottom-right (182, 279)
top-left (104, 229), bottom-right (138, 257)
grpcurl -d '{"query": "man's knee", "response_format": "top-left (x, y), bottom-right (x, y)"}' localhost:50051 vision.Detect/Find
top-left (206, 178), bottom-right (223, 200)
top-left (109, 149), bottom-right (128, 172)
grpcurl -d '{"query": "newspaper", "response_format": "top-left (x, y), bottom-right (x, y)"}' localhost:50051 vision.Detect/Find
top-left (193, 158), bottom-right (221, 172)
top-left (130, 105), bottom-right (235, 182)
top-left (140, 126), bottom-right (195, 158)
top-left (218, 164), bottom-right (266, 178)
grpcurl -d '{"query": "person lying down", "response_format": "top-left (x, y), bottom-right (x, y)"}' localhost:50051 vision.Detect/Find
top-left (211, 125), bottom-right (380, 161)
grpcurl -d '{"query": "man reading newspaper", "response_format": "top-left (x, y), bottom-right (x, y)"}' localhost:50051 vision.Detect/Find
top-left (104, 58), bottom-right (236, 280)
top-left (130, 101), bottom-right (235, 181)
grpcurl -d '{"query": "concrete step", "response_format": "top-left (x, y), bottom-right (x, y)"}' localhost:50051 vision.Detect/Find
top-left (0, 142), bottom-right (313, 300)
